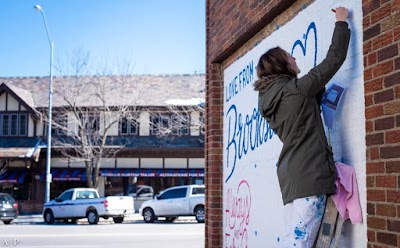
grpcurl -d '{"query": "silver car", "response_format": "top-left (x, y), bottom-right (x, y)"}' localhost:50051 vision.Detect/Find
top-left (0, 193), bottom-right (19, 224)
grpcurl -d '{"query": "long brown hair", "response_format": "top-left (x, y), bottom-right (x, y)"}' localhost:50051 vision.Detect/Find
top-left (256, 47), bottom-right (297, 79)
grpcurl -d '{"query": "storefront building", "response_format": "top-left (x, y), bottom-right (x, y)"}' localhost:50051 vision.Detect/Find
top-left (0, 74), bottom-right (205, 213)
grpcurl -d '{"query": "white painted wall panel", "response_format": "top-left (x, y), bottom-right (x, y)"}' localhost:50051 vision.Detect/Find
top-left (117, 158), bottom-right (139, 168)
top-left (7, 95), bottom-right (19, 111)
top-left (0, 93), bottom-right (6, 111)
top-left (140, 158), bottom-right (163, 168)
top-left (189, 158), bottom-right (204, 168)
top-left (222, 1), bottom-right (366, 247)
top-left (164, 158), bottom-right (187, 168)
top-left (140, 111), bottom-right (150, 136)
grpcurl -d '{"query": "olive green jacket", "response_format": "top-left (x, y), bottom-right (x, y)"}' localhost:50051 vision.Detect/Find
top-left (257, 22), bottom-right (351, 204)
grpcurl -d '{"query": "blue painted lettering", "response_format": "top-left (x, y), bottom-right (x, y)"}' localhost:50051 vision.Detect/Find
top-left (225, 104), bottom-right (275, 183)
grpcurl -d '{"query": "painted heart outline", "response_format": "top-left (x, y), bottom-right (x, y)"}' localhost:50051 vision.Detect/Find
top-left (291, 22), bottom-right (318, 68)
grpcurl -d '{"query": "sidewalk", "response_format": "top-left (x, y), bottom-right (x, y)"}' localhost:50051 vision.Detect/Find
top-left (8, 213), bottom-right (196, 225)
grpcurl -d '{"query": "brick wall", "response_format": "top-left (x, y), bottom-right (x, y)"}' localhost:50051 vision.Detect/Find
top-left (363, 0), bottom-right (400, 247)
top-left (207, 0), bottom-right (400, 247)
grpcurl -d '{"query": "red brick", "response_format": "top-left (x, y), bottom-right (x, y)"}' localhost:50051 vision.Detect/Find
top-left (395, 57), bottom-right (400, 70)
top-left (372, 61), bottom-right (394, 77)
top-left (384, 101), bottom-right (400, 115)
top-left (385, 130), bottom-right (400, 144)
top-left (367, 189), bottom-right (386, 201)
top-left (386, 160), bottom-right (400, 173)
top-left (375, 116), bottom-right (395, 130)
top-left (371, 3), bottom-right (392, 25)
top-left (365, 67), bottom-right (373, 80)
top-left (387, 220), bottom-right (400, 232)
top-left (365, 78), bottom-right (383, 93)
top-left (384, 72), bottom-right (400, 88)
top-left (376, 175), bottom-right (397, 188)
top-left (397, 115), bottom-right (400, 127)
top-left (362, 0), bottom-right (381, 16)
top-left (366, 105), bottom-right (384, 119)
top-left (395, 27), bottom-right (400, 42)
top-left (387, 190), bottom-right (400, 203)
top-left (367, 175), bottom-right (376, 187)
top-left (380, 145), bottom-right (400, 158)
top-left (394, 0), bottom-right (400, 12)
top-left (367, 203), bottom-right (376, 215)
top-left (366, 133), bottom-right (384, 145)
top-left (365, 94), bottom-right (374, 106)
top-left (365, 41), bottom-right (373, 55)
top-left (368, 52), bottom-right (378, 66)
top-left (370, 147), bottom-right (380, 160)
top-left (377, 232), bottom-right (398, 246)
top-left (372, 32), bottom-right (394, 50)
top-left (374, 89), bottom-right (394, 104)
top-left (367, 162), bottom-right (385, 174)
top-left (364, 15), bottom-right (371, 29)
top-left (368, 216), bottom-right (387, 230)
top-left (396, 85), bottom-right (400, 99)
top-left (364, 24), bottom-right (381, 42)
top-left (368, 229), bottom-right (376, 242)
top-left (366, 120), bottom-right (374, 132)
top-left (377, 44), bottom-right (398, 62)
top-left (376, 204), bottom-right (397, 217)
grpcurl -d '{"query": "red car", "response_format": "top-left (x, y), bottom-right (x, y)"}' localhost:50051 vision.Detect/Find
top-left (0, 193), bottom-right (19, 224)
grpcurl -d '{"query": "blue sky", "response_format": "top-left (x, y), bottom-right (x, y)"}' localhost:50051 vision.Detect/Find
top-left (0, 0), bottom-right (205, 77)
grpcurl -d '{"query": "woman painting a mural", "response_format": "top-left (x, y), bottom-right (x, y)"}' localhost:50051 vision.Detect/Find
top-left (253, 6), bottom-right (350, 247)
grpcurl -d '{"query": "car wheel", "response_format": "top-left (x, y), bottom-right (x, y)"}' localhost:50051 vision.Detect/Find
top-left (143, 208), bottom-right (155, 223)
top-left (165, 217), bottom-right (176, 222)
top-left (3, 220), bottom-right (11, 225)
top-left (195, 206), bottom-right (205, 223)
top-left (87, 210), bottom-right (99, 225)
top-left (44, 209), bottom-right (54, 224)
top-left (113, 217), bottom-right (124, 223)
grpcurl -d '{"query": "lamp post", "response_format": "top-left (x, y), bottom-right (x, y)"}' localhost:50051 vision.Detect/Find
top-left (34, 4), bottom-right (53, 203)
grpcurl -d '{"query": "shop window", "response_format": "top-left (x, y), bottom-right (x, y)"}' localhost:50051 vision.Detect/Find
top-left (150, 113), bottom-right (190, 136)
top-left (79, 113), bottom-right (100, 135)
top-left (120, 117), bottom-right (139, 135)
top-left (0, 113), bottom-right (28, 137)
top-left (52, 113), bottom-right (68, 136)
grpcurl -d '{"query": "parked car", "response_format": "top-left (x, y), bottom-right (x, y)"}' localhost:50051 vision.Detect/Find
top-left (0, 193), bottom-right (19, 224)
top-left (139, 185), bottom-right (205, 223)
top-left (115, 185), bottom-right (154, 198)
top-left (115, 185), bottom-right (154, 212)
top-left (43, 188), bottom-right (134, 225)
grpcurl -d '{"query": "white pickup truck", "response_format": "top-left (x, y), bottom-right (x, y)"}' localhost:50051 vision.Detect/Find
top-left (43, 188), bottom-right (134, 224)
top-left (139, 184), bottom-right (205, 223)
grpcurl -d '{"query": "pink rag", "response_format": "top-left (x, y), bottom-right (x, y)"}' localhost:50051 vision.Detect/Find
top-left (331, 161), bottom-right (363, 224)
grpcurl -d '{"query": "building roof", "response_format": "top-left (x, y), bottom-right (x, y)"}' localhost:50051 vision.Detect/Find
top-left (0, 74), bottom-right (205, 108)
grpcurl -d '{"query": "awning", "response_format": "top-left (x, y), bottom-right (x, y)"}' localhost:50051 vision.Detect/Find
top-left (0, 139), bottom-right (42, 161)
top-left (0, 169), bottom-right (27, 183)
top-left (99, 168), bottom-right (204, 177)
top-left (51, 168), bottom-right (87, 181)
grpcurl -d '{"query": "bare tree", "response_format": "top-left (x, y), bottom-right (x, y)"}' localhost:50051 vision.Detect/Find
top-left (48, 49), bottom-right (146, 188)
top-left (150, 96), bottom-right (205, 141)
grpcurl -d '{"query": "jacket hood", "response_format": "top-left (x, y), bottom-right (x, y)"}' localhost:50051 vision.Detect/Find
top-left (255, 74), bottom-right (293, 118)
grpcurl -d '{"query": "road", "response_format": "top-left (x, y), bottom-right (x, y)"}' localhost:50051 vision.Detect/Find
top-left (0, 218), bottom-right (204, 248)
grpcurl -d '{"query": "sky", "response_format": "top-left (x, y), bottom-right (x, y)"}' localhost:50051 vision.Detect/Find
top-left (0, 0), bottom-right (206, 77)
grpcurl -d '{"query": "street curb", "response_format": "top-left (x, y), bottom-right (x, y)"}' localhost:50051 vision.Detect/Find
top-left (6, 214), bottom-right (197, 225)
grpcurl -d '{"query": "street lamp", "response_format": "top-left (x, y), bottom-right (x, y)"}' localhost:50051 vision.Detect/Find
top-left (34, 4), bottom-right (54, 203)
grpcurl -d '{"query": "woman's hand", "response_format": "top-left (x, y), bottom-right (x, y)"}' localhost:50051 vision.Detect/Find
top-left (334, 7), bottom-right (349, 22)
